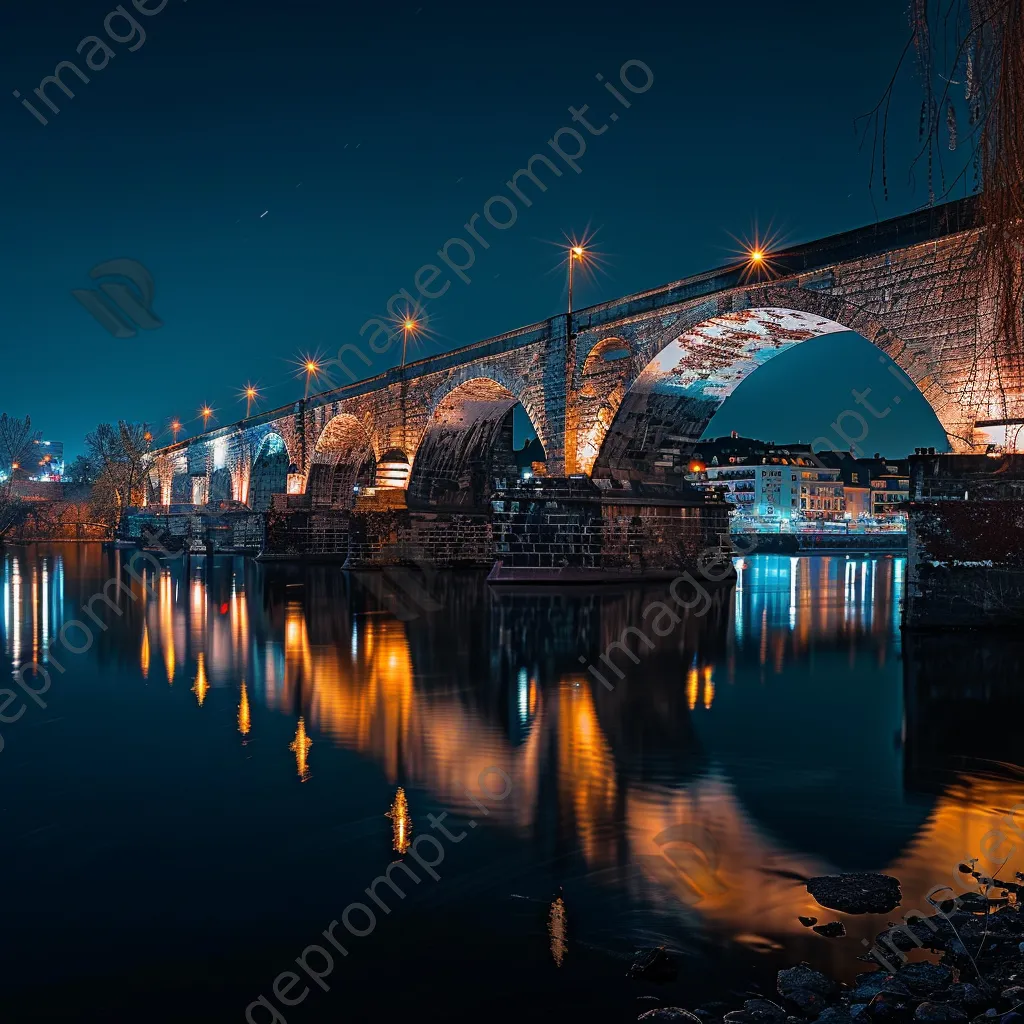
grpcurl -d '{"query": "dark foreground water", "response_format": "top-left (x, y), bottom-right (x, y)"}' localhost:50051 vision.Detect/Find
top-left (2, 545), bottom-right (1023, 1023)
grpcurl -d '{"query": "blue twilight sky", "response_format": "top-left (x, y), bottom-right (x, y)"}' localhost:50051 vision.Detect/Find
top-left (1, 0), bottom-right (959, 459)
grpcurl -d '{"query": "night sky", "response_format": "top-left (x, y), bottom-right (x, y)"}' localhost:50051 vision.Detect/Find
top-left (2, 0), bottom-right (956, 458)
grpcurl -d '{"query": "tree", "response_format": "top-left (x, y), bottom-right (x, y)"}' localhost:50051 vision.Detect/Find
top-left (0, 413), bottom-right (41, 477)
top-left (65, 455), bottom-right (97, 488)
top-left (863, 1), bottom-right (1023, 420)
top-left (85, 421), bottom-right (153, 529)
top-left (0, 481), bottom-right (28, 544)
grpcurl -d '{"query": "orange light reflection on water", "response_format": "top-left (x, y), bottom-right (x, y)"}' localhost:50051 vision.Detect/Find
top-left (133, 555), bottom-right (1024, 984)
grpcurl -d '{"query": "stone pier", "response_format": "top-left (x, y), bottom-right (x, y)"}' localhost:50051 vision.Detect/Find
top-left (905, 453), bottom-right (1024, 627)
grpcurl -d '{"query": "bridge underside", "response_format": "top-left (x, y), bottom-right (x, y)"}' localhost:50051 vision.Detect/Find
top-left (406, 379), bottom-right (524, 508)
top-left (593, 308), bottom-right (856, 480)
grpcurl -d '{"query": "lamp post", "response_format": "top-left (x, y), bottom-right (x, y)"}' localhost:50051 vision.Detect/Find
top-left (241, 383), bottom-right (260, 418)
top-left (400, 318), bottom-right (419, 369)
top-left (303, 360), bottom-right (320, 400)
top-left (200, 405), bottom-right (213, 430)
top-left (567, 245), bottom-right (585, 316)
top-left (171, 419), bottom-right (182, 443)
top-left (563, 244), bottom-right (587, 477)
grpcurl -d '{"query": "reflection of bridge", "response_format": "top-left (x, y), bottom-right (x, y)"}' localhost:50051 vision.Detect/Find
top-left (146, 199), bottom-right (998, 512)
top-left (123, 555), bottom-right (1022, 978)
top-left (4, 547), bottom-right (1024, 973)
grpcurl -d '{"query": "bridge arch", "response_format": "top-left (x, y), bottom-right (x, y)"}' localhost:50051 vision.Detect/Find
top-left (586, 288), bottom-right (970, 479)
top-left (248, 432), bottom-right (290, 511)
top-left (408, 376), bottom-right (546, 507)
top-left (573, 336), bottom-right (636, 477)
top-left (308, 414), bottom-right (377, 508)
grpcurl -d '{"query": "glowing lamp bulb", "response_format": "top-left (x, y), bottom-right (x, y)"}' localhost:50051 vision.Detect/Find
top-left (572, 246), bottom-right (584, 258)
top-left (246, 388), bottom-right (256, 398)
top-left (403, 319), bottom-right (416, 331)
top-left (750, 249), bottom-right (764, 263)
top-left (305, 361), bottom-right (318, 373)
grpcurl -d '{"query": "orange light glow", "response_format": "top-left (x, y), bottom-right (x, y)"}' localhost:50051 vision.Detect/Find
top-left (192, 652), bottom-right (209, 706)
top-left (572, 246), bottom-right (584, 258)
top-left (750, 249), bottom-right (764, 263)
top-left (140, 624), bottom-right (150, 679)
top-left (686, 667), bottom-right (699, 710)
top-left (387, 786), bottom-right (412, 853)
top-left (238, 682), bottom-right (251, 739)
top-left (403, 318), bottom-right (417, 331)
top-left (290, 717), bottom-right (313, 781)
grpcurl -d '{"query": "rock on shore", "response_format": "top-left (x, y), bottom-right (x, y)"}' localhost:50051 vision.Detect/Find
top-left (675, 901), bottom-right (1023, 1024)
top-left (805, 873), bottom-right (903, 915)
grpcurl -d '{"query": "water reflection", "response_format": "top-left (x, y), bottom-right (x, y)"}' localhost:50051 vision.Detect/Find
top-left (192, 651), bottom-right (209, 706)
top-left (237, 681), bottom-right (251, 740)
top-left (2, 547), bottom-right (1023, 988)
top-left (548, 895), bottom-right (567, 967)
top-left (387, 786), bottom-right (412, 854)
top-left (290, 716), bottom-right (313, 781)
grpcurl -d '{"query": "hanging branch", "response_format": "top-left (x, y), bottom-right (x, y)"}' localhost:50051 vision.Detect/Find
top-left (859, 0), bottom-right (1023, 427)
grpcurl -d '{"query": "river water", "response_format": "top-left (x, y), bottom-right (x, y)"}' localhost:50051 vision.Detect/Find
top-left (2, 545), bottom-right (1022, 1022)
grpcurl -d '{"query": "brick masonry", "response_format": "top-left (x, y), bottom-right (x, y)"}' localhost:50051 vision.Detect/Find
top-left (906, 453), bottom-right (1024, 626)
top-left (490, 478), bottom-right (732, 575)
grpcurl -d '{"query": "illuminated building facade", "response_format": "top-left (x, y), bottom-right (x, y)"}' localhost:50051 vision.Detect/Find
top-left (30, 440), bottom-right (64, 480)
top-left (691, 436), bottom-right (844, 524)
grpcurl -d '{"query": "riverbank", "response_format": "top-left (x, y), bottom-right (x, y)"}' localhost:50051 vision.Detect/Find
top-left (643, 875), bottom-right (1023, 1024)
top-left (739, 533), bottom-right (907, 554)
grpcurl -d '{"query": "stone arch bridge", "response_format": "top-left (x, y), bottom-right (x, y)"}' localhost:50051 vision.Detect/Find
top-left (147, 198), bottom-right (1004, 513)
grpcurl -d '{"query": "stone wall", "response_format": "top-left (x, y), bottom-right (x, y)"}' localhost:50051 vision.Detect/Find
top-left (347, 510), bottom-right (493, 568)
top-left (906, 454), bottom-right (1024, 627)
top-left (490, 479), bottom-right (732, 576)
top-left (263, 504), bottom-right (492, 566)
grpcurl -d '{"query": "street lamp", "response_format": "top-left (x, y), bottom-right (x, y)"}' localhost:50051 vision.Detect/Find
top-left (240, 383), bottom-right (261, 418)
top-left (400, 317), bottom-right (419, 369)
top-left (568, 245), bottom-right (585, 316)
top-left (200, 405), bottom-right (214, 430)
top-left (303, 359), bottom-right (320, 400)
top-left (170, 419), bottom-right (183, 443)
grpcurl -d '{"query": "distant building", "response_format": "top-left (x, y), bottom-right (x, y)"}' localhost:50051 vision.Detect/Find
top-left (30, 440), bottom-right (64, 480)
top-left (689, 435), bottom-right (844, 523)
top-left (864, 456), bottom-right (909, 518)
top-left (812, 451), bottom-right (909, 521)
top-left (816, 451), bottom-right (872, 519)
